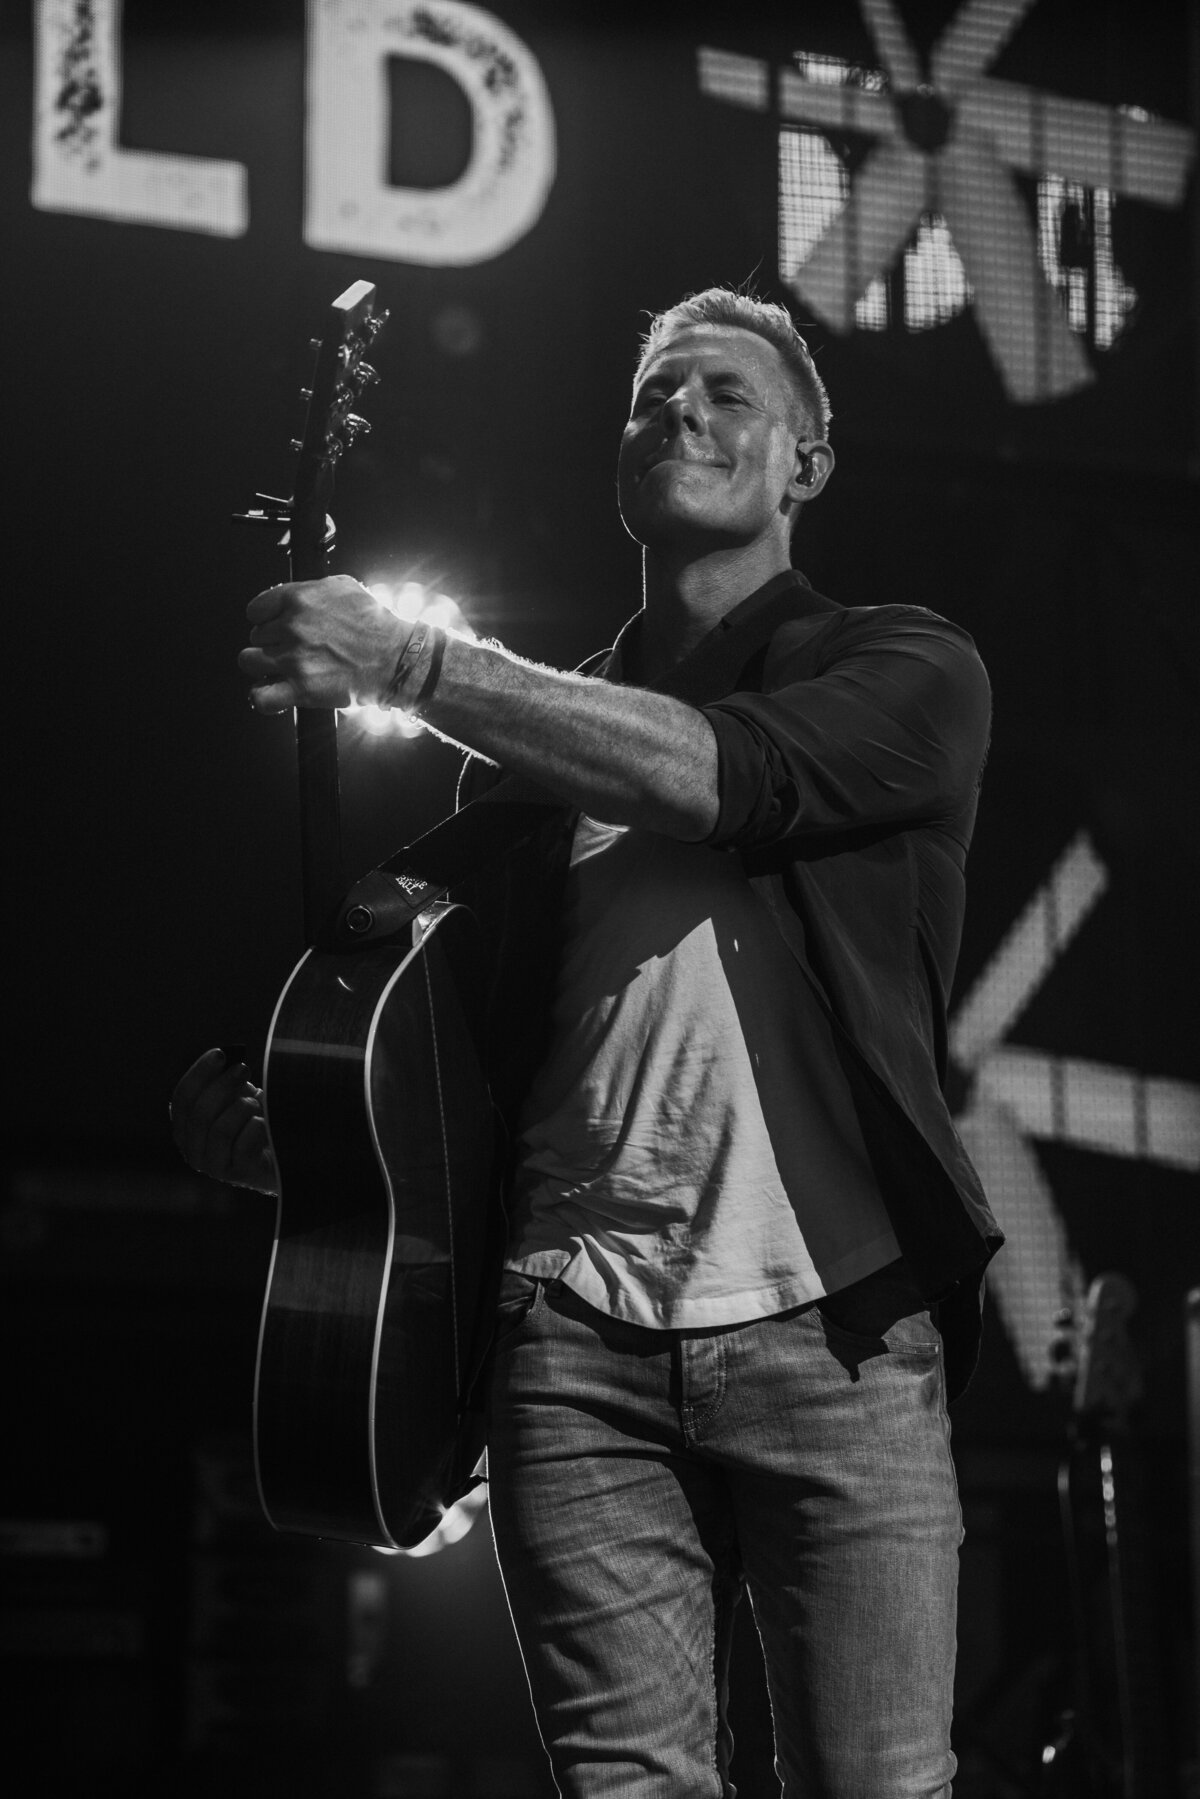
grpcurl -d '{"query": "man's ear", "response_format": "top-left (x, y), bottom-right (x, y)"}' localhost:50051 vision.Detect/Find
top-left (789, 440), bottom-right (835, 505)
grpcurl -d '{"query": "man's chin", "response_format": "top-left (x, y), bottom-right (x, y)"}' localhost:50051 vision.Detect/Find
top-left (624, 506), bottom-right (746, 555)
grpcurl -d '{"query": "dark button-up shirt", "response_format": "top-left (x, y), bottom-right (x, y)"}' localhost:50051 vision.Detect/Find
top-left (459, 569), bottom-right (1002, 1394)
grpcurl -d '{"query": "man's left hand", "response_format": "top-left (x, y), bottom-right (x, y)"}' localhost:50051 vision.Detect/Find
top-left (239, 575), bottom-right (407, 713)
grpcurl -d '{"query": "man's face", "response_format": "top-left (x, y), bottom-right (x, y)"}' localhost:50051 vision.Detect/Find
top-left (618, 325), bottom-right (810, 552)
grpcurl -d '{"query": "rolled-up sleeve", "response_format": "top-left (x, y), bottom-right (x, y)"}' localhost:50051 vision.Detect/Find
top-left (704, 608), bottom-right (991, 850)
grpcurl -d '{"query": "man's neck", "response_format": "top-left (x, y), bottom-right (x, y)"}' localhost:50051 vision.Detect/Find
top-left (630, 538), bottom-right (794, 684)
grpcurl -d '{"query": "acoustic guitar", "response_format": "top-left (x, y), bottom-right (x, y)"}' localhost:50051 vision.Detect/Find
top-left (243, 281), bottom-right (497, 1550)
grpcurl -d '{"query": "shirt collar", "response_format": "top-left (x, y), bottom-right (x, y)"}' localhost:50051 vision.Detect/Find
top-left (601, 569), bottom-right (835, 703)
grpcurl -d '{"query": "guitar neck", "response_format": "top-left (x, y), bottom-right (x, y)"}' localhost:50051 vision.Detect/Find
top-left (279, 278), bottom-right (385, 945)
top-left (1066, 1275), bottom-right (1170, 1799)
top-left (1098, 1435), bottom-right (1170, 1799)
top-left (288, 503), bottom-right (343, 944)
top-left (295, 709), bottom-right (342, 945)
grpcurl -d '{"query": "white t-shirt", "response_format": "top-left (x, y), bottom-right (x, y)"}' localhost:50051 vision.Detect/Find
top-left (506, 817), bottom-right (899, 1328)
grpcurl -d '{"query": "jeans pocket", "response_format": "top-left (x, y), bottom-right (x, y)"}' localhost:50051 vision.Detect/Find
top-left (493, 1270), bottom-right (544, 1350)
top-left (817, 1260), bottom-right (940, 1360)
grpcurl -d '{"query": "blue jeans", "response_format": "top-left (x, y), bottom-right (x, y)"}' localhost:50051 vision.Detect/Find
top-left (486, 1261), bottom-right (960, 1798)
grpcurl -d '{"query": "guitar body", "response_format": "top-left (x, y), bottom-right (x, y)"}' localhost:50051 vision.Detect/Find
top-left (255, 902), bottom-right (498, 1549)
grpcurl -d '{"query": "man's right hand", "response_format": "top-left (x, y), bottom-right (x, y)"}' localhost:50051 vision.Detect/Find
top-left (170, 1048), bottom-right (280, 1196)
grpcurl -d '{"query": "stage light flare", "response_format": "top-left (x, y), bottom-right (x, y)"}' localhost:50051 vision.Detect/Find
top-left (341, 580), bottom-right (477, 740)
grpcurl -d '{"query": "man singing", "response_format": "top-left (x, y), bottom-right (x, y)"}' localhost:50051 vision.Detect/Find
top-left (173, 288), bottom-right (1000, 1796)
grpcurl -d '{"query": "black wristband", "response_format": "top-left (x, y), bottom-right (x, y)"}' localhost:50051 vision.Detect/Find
top-left (381, 623), bottom-right (428, 708)
top-left (408, 628), bottom-right (447, 717)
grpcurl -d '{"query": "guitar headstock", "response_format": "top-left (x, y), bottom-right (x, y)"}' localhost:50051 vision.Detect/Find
top-left (1073, 1272), bottom-right (1143, 1433)
top-left (288, 280), bottom-right (388, 577)
top-left (236, 282), bottom-right (387, 560)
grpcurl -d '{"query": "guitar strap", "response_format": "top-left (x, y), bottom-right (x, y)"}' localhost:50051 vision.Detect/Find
top-left (324, 776), bottom-right (563, 947)
top-left (324, 581), bottom-right (838, 950)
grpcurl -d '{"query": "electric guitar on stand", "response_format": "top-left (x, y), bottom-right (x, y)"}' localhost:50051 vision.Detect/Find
top-left (1042, 1273), bottom-right (1170, 1798)
top-left (239, 282), bottom-right (497, 1550)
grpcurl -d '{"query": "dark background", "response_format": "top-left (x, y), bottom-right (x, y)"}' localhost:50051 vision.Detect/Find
top-left (2, 1), bottom-right (1197, 1792)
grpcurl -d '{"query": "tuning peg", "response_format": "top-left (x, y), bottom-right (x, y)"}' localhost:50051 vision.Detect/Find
top-left (234, 491), bottom-right (293, 527)
top-left (234, 504), bottom-right (292, 528)
top-left (354, 363), bottom-right (378, 389)
top-left (365, 309), bottom-right (388, 337)
top-left (290, 437), bottom-right (304, 452)
top-left (299, 387), bottom-right (312, 402)
top-left (343, 414), bottom-right (372, 441)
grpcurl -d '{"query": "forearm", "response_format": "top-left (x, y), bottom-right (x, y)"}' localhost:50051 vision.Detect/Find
top-left (421, 635), bottom-right (719, 839)
top-left (239, 576), bottom-right (718, 837)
